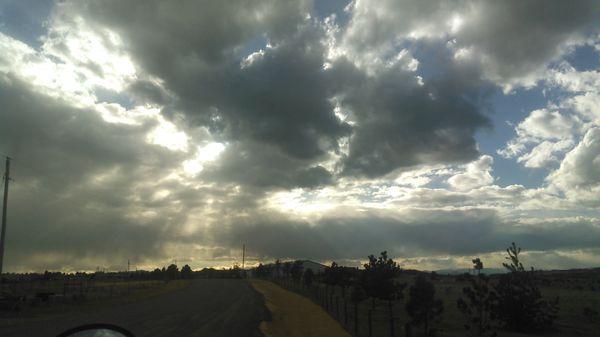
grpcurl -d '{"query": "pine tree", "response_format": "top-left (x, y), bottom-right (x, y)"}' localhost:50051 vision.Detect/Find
top-left (406, 274), bottom-right (444, 337)
top-left (493, 243), bottom-right (559, 332)
top-left (457, 258), bottom-right (497, 337)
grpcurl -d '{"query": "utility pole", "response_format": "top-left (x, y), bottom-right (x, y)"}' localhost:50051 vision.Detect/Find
top-left (0, 157), bottom-right (11, 274)
top-left (127, 259), bottom-right (130, 273)
top-left (242, 244), bottom-right (245, 270)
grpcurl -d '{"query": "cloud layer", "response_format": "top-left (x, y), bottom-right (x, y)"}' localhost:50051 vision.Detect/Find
top-left (0, 0), bottom-right (598, 271)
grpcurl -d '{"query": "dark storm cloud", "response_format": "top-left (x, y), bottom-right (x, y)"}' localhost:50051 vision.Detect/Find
top-left (330, 53), bottom-right (491, 177)
top-left (0, 75), bottom-right (206, 271)
top-left (212, 209), bottom-right (600, 261)
top-left (201, 141), bottom-right (332, 189)
top-left (126, 79), bottom-right (172, 106)
top-left (66, 0), bottom-right (496, 182)
top-left (67, 0), bottom-right (353, 180)
top-left (458, 0), bottom-right (599, 82)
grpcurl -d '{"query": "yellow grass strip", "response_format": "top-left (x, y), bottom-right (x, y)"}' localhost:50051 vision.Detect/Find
top-left (250, 279), bottom-right (351, 337)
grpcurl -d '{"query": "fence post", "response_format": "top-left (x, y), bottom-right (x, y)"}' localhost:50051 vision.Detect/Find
top-left (404, 323), bottom-right (412, 337)
top-left (344, 299), bottom-right (348, 325)
top-left (336, 296), bottom-right (340, 318)
top-left (368, 309), bottom-right (373, 337)
top-left (354, 302), bottom-right (359, 336)
top-left (389, 300), bottom-right (394, 337)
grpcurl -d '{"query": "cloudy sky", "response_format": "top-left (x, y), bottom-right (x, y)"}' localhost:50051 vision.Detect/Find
top-left (0, 0), bottom-right (599, 272)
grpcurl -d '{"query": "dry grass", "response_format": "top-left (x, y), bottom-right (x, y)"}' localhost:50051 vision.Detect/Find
top-left (0, 279), bottom-right (191, 326)
top-left (250, 279), bottom-right (351, 337)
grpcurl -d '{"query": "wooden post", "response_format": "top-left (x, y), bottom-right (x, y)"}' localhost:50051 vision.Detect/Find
top-left (344, 299), bottom-right (348, 325)
top-left (354, 302), bottom-right (359, 336)
top-left (404, 323), bottom-right (412, 337)
top-left (389, 300), bottom-right (394, 337)
top-left (368, 309), bottom-right (373, 337)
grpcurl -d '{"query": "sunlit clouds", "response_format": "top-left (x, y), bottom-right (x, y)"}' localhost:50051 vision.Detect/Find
top-left (0, 0), bottom-right (599, 272)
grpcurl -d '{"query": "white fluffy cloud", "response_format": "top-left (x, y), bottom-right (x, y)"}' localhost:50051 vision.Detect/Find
top-left (548, 128), bottom-right (600, 203)
top-left (340, 0), bottom-right (599, 89)
top-left (447, 155), bottom-right (494, 191)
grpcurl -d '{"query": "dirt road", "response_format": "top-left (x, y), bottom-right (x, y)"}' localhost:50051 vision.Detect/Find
top-left (1, 279), bottom-right (267, 337)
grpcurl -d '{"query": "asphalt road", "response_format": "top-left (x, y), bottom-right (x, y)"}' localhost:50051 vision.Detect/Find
top-left (1, 279), bottom-right (268, 337)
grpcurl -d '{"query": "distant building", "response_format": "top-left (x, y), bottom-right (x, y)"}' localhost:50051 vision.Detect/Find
top-left (251, 259), bottom-right (328, 278)
top-left (297, 260), bottom-right (327, 274)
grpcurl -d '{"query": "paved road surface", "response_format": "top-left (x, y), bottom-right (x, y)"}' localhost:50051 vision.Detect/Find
top-left (1, 279), bottom-right (267, 337)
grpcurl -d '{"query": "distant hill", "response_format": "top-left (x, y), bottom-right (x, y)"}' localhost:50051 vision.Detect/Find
top-left (435, 267), bottom-right (600, 275)
top-left (434, 268), bottom-right (507, 275)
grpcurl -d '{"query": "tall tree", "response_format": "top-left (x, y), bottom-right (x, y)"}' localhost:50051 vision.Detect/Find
top-left (406, 274), bottom-right (444, 337)
top-left (180, 264), bottom-right (193, 279)
top-left (457, 258), bottom-right (497, 337)
top-left (493, 243), bottom-right (559, 332)
top-left (255, 263), bottom-right (268, 278)
top-left (165, 264), bottom-right (179, 280)
top-left (291, 260), bottom-right (304, 282)
top-left (303, 268), bottom-right (315, 287)
top-left (361, 251), bottom-right (406, 304)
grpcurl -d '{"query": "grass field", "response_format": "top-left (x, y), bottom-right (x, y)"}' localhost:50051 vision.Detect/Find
top-left (274, 271), bottom-right (600, 337)
top-left (0, 279), bottom-right (191, 325)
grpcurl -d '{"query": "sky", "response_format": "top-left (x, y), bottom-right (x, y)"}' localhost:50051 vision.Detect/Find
top-left (0, 0), bottom-right (599, 272)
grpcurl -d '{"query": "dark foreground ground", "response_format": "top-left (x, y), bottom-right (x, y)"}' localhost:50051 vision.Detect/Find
top-left (1, 279), bottom-right (268, 337)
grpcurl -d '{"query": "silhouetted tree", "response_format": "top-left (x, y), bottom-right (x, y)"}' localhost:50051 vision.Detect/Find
top-left (283, 261), bottom-right (292, 279)
top-left (324, 262), bottom-right (354, 297)
top-left (255, 263), bottom-right (268, 278)
top-left (350, 280), bottom-right (367, 303)
top-left (231, 264), bottom-right (242, 279)
top-left (303, 268), bottom-right (314, 287)
top-left (180, 264), bottom-right (193, 279)
top-left (166, 264), bottom-right (179, 280)
top-left (291, 260), bottom-right (304, 282)
top-left (406, 274), bottom-right (444, 337)
top-left (492, 242), bottom-right (559, 332)
top-left (274, 259), bottom-right (282, 279)
top-left (362, 251), bottom-right (406, 306)
top-left (457, 258), bottom-right (497, 337)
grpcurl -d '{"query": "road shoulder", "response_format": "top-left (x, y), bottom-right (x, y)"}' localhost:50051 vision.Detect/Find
top-left (249, 279), bottom-right (351, 337)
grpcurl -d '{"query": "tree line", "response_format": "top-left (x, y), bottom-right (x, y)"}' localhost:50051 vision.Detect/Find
top-left (254, 242), bottom-right (559, 337)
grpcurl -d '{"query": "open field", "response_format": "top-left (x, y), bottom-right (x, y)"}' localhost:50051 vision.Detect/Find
top-left (273, 270), bottom-right (600, 337)
top-left (1, 279), bottom-right (267, 337)
top-left (0, 278), bottom-right (182, 306)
